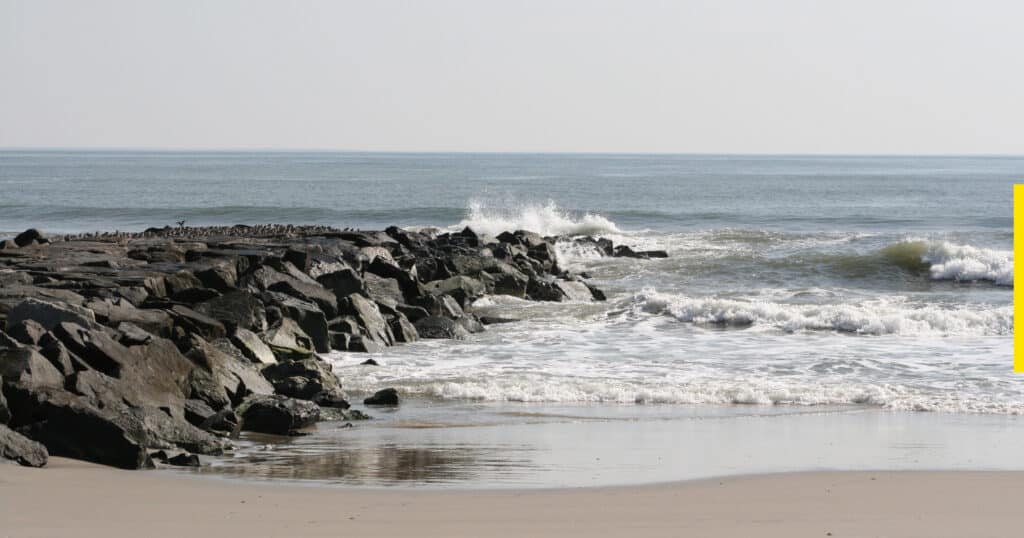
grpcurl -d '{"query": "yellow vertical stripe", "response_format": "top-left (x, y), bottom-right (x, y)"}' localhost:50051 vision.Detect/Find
top-left (1015, 185), bottom-right (1023, 372)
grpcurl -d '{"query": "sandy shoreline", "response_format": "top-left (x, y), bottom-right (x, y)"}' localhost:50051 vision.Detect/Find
top-left (2, 458), bottom-right (1021, 537)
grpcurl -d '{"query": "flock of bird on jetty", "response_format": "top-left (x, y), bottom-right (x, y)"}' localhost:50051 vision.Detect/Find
top-left (0, 224), bottom-right (666, 469)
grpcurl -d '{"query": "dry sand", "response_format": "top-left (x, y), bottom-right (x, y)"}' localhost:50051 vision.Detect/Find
top-left (1, 458), bottom-right (1021, 537)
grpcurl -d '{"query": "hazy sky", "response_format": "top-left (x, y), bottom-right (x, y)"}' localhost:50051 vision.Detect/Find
top-left (1, 0), bottom-right (1021, 153)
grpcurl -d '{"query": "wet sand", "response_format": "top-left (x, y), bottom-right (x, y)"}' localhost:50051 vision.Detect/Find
top-left (1, 458), bottom-right (1021, 537)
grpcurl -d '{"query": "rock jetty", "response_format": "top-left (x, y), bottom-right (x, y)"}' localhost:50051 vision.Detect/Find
top-left (0, 224), bottom-right (657, 469)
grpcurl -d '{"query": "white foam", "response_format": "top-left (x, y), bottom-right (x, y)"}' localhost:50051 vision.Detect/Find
top-left (634, 289), bottom-right (1012, 336)
top-left (920, 240), bottom-right (1013, 285)
top-left (453, 199), bottom-right (622, 237)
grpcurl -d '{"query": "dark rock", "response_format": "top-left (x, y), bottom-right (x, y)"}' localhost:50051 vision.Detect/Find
top-left (261, 358), bottom-right (342, 401)
top-left (0, 423), bottom-right (48, 467)
top-left (195, 262), bottom-right (238, 291)
top-left (186, 336), bottom-right (273, 407)
top-left (424, 276), bottom-right (486, 308)
top-left (195, 290), bottom-right (267, 332)
top-left (328, 331), bottom-right (351, 351)
top-left (170, 305), bottom-right (227, 341)
top-left (238, 395), bottom-right (320, 435)
top-left (388, 312), bottom-right (419, 343)
top-left (14, 228), bottom-right (48, 248)
top-left (230, 328), bottom-right (277, 365)
top-left (0, 376), bottom-right (8, 424)
top-left (316, 268), bottom-right (364, 299)
top-left (0, 347), bottom-right (65, 391)
top-left (395, 304), bottom-right (430, 323)
top-left (414, 294), bottom-right (465, 319)
top-left (167, 452), bottom-right (201, 467)
top-left (6, 298), bottom-right (97, 332)
top-left (116, 321), bottom-right (154, 346)
top-left (184, 398), bottom-right (217, 427)
top-left (171, 287), bottom-right (221, 304)
top-left (456, 315), bottom-right (486, 334)
top-left (339, 294), bottom-right (393, 347)
top-left (361, 358), bottom-right (379, 366)
top-left (260, 291), bottom-right (330, 353)
top-left (313, 391), bottom-right (350, 409)
top-left (363, 388), bottom-right (399, 406)
top-left (164, 270), bottom-right (203, 297)
top-left (363, 273), bottom-right (404, 306)
top-left (261, 318), bottom-right (315, 360)
top-left (51, 322), bottom-right (135, 377)
top-left (479, 316), bottom-right (519, 325)
top-left (36, 333), bottom-right (78, 375)
top-left (413, 316), bottom-right (471, 340)
top-left (346, 334), bottom-right (384, 353)
top-left (612, 245), bottom-right (668, 259)
top-left (6, 319), bottom-right (46, 346)
top-left (86, 298), bottom-right (173, 336)
top-left (199, 408), bottom-right (240, 437)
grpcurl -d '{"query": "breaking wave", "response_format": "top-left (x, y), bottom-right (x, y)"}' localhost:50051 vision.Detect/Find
top-left (634, 289), bottom-right (1012, 336)
top-left (453, 200), bottom-right (622, 237)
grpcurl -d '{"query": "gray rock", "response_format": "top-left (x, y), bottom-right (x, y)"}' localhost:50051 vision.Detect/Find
top-left (195, 290), bottom-right (267, 332)
top-left (339, 294), bottom-right (393, 347)
top-left (316, 268), bottom-right (364, 300)
top-left (230, 327), bottom-right (277, 365)
top-left (0, 347), bottom-right (65, 391)
top-left (261, 318), bottom-right (315, 360)
top-left (363, 388), bottom-right (399, 406)
top-left (413, 316), bottom-right (471, 340)
top-left (260, 291), bottom-right (330, 353)
top-left (0, 423), bottom-right (48, 467)
top-left (116, 321), bottom-right (153, 346)
top-left (6, 298), bottom-right (97, 332)
top-left (424, 276), bottom-right (486, 308)
top-left (6, 319), bottom-right (46, 346)
top-left (0, 375), bottom-right (9, 424)
top-left (363, 273), bottom-right (404, 306)
top-left (170, 305), bottom-right (227, 340)
top-left (238, 395), bottom-right (320, 435)
top-left (14, 228), bottom-right (48, 248)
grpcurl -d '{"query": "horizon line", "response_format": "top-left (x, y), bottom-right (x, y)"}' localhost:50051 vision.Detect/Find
top-left (1, 147), bottom-right (1022, 158)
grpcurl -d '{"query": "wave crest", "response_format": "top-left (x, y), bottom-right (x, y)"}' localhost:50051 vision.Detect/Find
top-left (453, 200), bottom-right (622, 237)
top-left (634, 289), bottom-right (1012, 336)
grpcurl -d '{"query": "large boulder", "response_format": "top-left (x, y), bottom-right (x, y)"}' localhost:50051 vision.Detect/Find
top-left (85, 298), bottom-right (173, 336)
top-left (316, 267), bottom-right (365, 299)
top-left (169, 305), bottom-right (227, 340)
top-left (0, 423), bottom-right (48, 467)
top-left (230, 328), bottom-right (277, 365)
top-left (195, 291), bottom-right (267, 333)
top-left (424, 276), bottom-right (486, 308)
top-left (261, 318), bottom-right (315, 360)
top-left (13, 228), bottom-right (48, 248)
top-left (238, 395), bottom-right (320, 435)
top-left (0, 347), bottom-right (65, 391)
top-left (6, 298), bottom-right (97, 332)
top-left (260, 292), bottom-right (330, 353)
top-left (339, 294), bottom-right (393, 347)
top-left (186, 336), bottom-right (274, 408)
top-left (261, 358), bottom-right (344, 404)
top-left (362, 273), bottom-right (404, 306)
top-left (413, 316), bottom-right (471, 340)
top-left (363, 388), bottom-right (399, 406)
top-left (0, 375), bottom-right (9, 424)
top-left (5, 319), bottom-right (46, 346)
top-left (51, 321), bottom-right (137, 378)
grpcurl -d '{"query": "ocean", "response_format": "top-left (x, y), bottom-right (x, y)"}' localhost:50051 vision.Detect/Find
top-left (3, 150), bottom-right (1021, 485)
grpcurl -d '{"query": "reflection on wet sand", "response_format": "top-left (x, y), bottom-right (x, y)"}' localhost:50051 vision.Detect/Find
top-left (192, 427), bottom-right (537, 485)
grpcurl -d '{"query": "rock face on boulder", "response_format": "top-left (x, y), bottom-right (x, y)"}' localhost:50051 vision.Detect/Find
top-left (238, 395), bottom-right (320, 435)
top-left (0, 423), bottom-right (48, 467)
top-left (413, 316), bottom-right (470, 340)
top-left (0, 224), bottom-right (628, 468)
top-left (363, 388), bottom-right (399, 406)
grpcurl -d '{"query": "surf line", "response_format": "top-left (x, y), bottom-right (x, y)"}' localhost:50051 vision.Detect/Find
top-left (1015, 185), bottom-right (1023, 372)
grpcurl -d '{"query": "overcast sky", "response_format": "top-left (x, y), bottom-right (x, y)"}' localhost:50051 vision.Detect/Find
top-left (1, 0), bottom-right (1021, 153)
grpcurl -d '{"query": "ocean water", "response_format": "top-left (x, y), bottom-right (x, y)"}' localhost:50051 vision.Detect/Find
top-left (2, 151), bottom-right (1020, 417)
